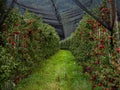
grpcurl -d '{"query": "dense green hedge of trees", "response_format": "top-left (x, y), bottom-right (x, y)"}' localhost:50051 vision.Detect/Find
top-left (0, 9), bottom-right (60, 90)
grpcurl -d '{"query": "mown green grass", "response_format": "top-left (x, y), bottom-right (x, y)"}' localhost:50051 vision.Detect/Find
top-left (14, 50), bottom-right (92, 90)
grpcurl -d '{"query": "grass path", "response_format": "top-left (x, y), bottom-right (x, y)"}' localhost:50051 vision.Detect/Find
top-left (14, 50), bottom-right (91, 90)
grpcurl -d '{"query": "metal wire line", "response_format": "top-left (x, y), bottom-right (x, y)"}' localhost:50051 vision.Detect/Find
top-left (72, 0), bottom-right (112, 31)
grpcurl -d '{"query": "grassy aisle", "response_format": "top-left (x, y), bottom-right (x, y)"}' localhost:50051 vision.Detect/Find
top-left (14, 50), bottom-right (91, 90)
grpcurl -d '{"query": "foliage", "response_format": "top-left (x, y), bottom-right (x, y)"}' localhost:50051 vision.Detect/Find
top-left (60, 36), bottom-right (71, 50)
top-left (60, 1), bottom-right (120, 89)
top-left (0, 0), bottom-right (7, 46)
top-left (0, 46), bottom-right (18, 87)
top-left (0, 8), bottom-right (60, 89)
top-left (3, 9), bottom-right (60, 63)
top-left (60, 16), bottom-right (93, 61)
top-left (0, 0), bottom-right (6, 17)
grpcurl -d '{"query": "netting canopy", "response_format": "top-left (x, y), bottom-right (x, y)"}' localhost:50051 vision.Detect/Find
top-left (6, 0), bottom-right (119, 39)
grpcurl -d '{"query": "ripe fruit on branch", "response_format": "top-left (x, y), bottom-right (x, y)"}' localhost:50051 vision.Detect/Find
top-left (116, 48), bottom-right (120, 53)
top-left (103, 8), bottom-right (108, 12)
top-left (98, 82), bottom-right (103, 87)
top-left (98, 44), bottom-right (104, 50)
top-left (109, 78), bottom-right (114, 83)
top-left (100, 38), bottom-right (104, 44)
top-left (14, 23), bottom-right (19, 27)
top-left (94, 60), bottom-right (99, 65)
top-left (14, 31), bottom-right (19, 35)
top-left (108, 35), bottom-right (112, 39)
top-left (107, 0), bottom-right (111, 3)
top-left (11, 41), bottom-right (16, 46)
top-left (102, 13), bottom-right (105, 17)
top-left (9, 33), bottom-right (15, 36)
top-left (92, 85), bottom-right (96, 90)
top-left (98, 22), bottom-right (101, 26)
top-left (102, 28), bottom-right (106, 32)
top-left (92, 24), bottom-right (97, 29)
top-left (87, 20), bottom-right (94, 24)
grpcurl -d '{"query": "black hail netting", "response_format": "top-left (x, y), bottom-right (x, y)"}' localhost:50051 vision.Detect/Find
top-left (6, 0), bottom-right (120, 39)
